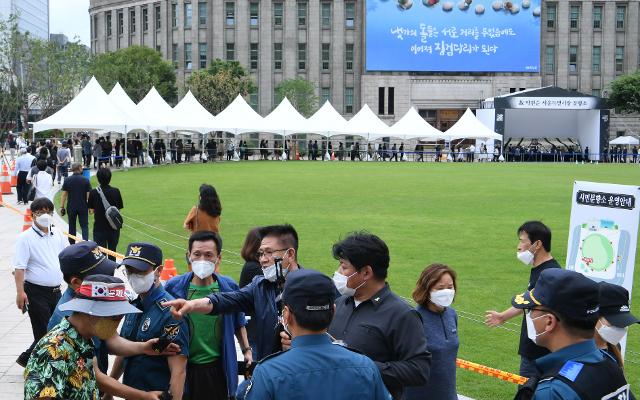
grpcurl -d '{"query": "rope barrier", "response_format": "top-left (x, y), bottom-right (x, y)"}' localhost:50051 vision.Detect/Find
top-left (456, 359), bottom-right (528, 385)
top-left (120, 212), bottom-right (242, 257)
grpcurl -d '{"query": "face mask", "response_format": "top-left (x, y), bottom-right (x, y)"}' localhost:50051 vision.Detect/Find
top-left (332, 271), bottom-right (366, 297)
top-left (525, 312), bottom-right (549, 345)
top-left (598, 323), bottom-right (627, 345)
top-left (35, 214), bottom-right (53, 228)
top-left (430, 289), bottom-right (455, 308)
top-left (517, 250), bottom-right (535, 266)
top-left (93, 318), bottom-right (120, 340)
top-left (128, 269), bottom-right (156, 294)
top-left (263, 261), bottom-right (289, 282)
top-left (191, 260), bottom-right (216, 279)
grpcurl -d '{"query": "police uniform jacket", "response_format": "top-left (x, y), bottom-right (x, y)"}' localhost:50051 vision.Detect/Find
top-left (121, 284), bottom-right (190, 392)
top-left (165, 271), bottom-right (246, 397)
top-left (533, 339), bottom-right (629, 400)
top-left (245, 334), bottom-right (391, 400)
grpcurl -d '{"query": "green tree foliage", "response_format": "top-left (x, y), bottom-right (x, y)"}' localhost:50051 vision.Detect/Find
top-left (608, 71), bottom-right (640, 114)
top-left (90, 45), bottom-right (177, 104)
top-left (186, 59), bottom-right (255, 114)
top-left (0, 15), bottom-right (91, 126)
top-left (275, 78), bottom-right (318, 117)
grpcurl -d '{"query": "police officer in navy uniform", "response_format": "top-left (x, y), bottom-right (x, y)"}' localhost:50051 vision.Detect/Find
top-left (512, 269), bottom-right (629, 400)
top-left (244, 269), bottom-right (391, 400)
top-left (109, 243), bottom-right (190, 400)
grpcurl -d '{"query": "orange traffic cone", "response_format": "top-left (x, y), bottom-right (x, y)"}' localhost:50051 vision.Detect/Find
top-left (10, 163), bottom-right (17, 187)
top-left (160, 258), bottom-right (177, 281)
top-left (23, 209), bottom-right (32, 231)
top-left (0, 167), bottom-right (12, 195)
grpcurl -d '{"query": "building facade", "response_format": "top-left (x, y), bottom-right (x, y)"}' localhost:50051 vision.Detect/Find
top-left (0, 0), bottom-right (49, 40)
top-left (88, 0), bottom-right (639, 136)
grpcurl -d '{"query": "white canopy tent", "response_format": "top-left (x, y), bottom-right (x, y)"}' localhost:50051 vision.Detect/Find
top-left (306, 101), bottom-right (350, 137)
top-left (33, 77), bottom-right (131, 135)
top-left (344, 104), bottom-right (390, 139)
top-left (136, 87), bottom-right (175, 134)
top-left (108, 82), bottom-right (148, 133)
top-left (444, 108), bottom-right (502, 140)
top-left (211, 94), bottom-right (264, 135)
top-left (262, 97), bottom-right (310, 135)
top-left (169, 91), bottom-right (217, 134)
top-left (382, 107), bottom-right (442, 141)
top-left (609, 136), bottom-right (639, 145)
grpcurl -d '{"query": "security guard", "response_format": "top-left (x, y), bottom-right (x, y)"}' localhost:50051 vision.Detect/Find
top-left (110, 242), bottom-right (190, 399)
top-left (244, 269), bottom-right (391, 400)
top-left (512, 269), bottom-right (629, 400)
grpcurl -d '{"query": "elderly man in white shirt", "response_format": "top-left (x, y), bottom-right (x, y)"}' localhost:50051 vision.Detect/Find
top-left (27, 159), bottom-right (53, 201)
top-left (13, 197), bottom-right (69, 367)
top-left (14, 148), bottom-right (35, 204)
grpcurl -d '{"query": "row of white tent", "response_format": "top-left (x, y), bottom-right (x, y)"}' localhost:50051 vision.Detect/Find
top-left (33, 77), bottom-right (502, 141)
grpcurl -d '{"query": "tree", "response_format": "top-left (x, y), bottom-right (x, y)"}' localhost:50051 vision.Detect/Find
top-left (0, 15), bottom-right (91, 127)
top-left (608, 71), bottom-right (640, 114)
top-left (186, 59), bottom-right (255, 114)
top-left (275, 78), bottom-right (318, 117)
top-left (89, 45), bottom-right (177, 104)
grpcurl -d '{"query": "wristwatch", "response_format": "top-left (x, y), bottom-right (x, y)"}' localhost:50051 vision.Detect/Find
top-left (242, 346), bottom-right (252, 354)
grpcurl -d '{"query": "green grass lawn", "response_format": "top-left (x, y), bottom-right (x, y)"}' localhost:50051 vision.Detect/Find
top-left (61, 161), bottom-right (640, 399)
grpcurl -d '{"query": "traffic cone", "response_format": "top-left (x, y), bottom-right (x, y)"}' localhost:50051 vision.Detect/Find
top-left (160, 259), bottom-right (177, 281)
top-left (9, 160), bottom-right (17, 187)
top-left (23, 209), bottom-right (32, 231)
top-left (0, 167), bottom-right (12, 195)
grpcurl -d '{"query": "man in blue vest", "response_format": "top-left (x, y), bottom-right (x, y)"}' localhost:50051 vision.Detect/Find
top-left (512, 269), bottom-right (629, 400)
top-left (165, 231), bottom-right (251, 400)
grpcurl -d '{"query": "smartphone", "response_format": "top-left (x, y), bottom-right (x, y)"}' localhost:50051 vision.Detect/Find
top-left (22, 303), bottom-right (29, 314)
top-left (152, 337), bottom-right (172, 353)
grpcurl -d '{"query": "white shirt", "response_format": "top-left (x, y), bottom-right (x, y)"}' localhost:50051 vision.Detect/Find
top-left (14, 154), bottom-right (35, 175)
top-left (33, 171), bottom-right (53, 200)
top-left (13, 224), bottom-right (68, 287)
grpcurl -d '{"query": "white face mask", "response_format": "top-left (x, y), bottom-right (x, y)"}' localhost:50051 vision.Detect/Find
top-left (597, 322), bottom-right (627, 345)
top-left (517, 250), bottom-right (535, 266)
top-left (191, 259), bottom-right (216, 279)
top-left (128, 269), bottom-right (156, 294)
top-left (525, 311), bottom-right (549, 345)
top-left (35, 214), bottom-right (53, 229)
top-left (430, 289), bottom-right (455, 308)
top-left (263, 263), bottom-right (289, 283)
top-left (332, 271), bottom-right (366, 297)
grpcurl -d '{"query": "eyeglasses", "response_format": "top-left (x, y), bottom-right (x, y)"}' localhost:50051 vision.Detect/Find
top-left (32, 211), bottom-right (53, 217)
top-left (526, 308), bottom-right (561, 321)
top-left (256, 248), bottom-right (288, 259)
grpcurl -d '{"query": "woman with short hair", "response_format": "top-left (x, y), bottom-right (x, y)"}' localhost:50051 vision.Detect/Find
top-left (406, 263), bottom-right (459, 400)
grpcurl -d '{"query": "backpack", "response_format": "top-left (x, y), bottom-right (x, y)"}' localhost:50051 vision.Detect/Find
top-left (96, 186), bottom-right (123, 230)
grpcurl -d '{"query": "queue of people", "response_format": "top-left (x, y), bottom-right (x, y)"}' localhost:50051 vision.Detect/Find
top-left (12, 179), bottom-right (639, 400)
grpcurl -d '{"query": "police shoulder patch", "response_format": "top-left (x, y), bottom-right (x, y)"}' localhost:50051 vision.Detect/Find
top-left (141, 317), bottom-right (151, 332)
top-left (558, 361), bottom-right (584, 382)
top-left (163, 323), bottom-right (180, 340)
top-left (156, 298), bottom-right (170, 311)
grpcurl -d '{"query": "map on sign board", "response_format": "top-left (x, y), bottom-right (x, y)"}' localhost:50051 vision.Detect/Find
top-left (569, 219), bottom-right (630, 286)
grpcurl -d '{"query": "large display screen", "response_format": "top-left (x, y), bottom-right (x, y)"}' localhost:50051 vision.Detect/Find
top-left (365, 0), bottom-right (541, 72)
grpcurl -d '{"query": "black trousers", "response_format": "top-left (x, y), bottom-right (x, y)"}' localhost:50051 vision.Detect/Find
top-left (23, 281), bottom-right (61, 358)
top-left (17, 171), bottom-right (29, 203)
top-left (185, 360), bottom-right (228, 400)
top-left (68, 208), bottom-right (89, 243)
top-left (93, 229), bottom-right (120, 261)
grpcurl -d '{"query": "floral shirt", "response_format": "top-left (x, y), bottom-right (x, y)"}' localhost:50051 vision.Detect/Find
top-left (24, 318), bottom-right (98, 400)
